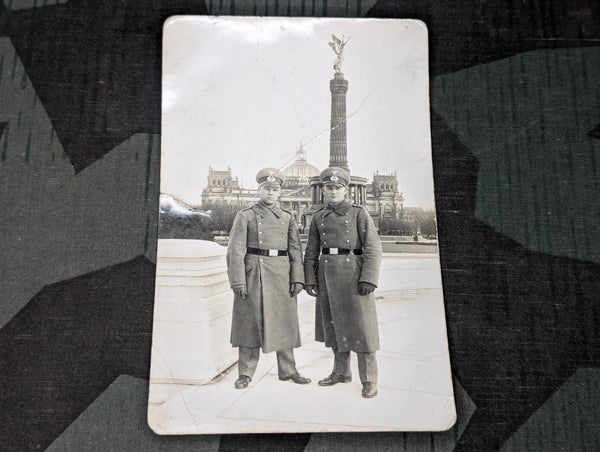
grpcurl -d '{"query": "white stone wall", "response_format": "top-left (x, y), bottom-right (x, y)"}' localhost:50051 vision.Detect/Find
top-left (149, 239), bottom-right (237, 403)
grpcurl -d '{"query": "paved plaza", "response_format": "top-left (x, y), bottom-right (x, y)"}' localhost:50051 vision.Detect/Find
top-left (148, 254), bottom-right (456, 434)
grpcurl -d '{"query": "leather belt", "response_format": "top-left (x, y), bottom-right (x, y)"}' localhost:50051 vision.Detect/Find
top-left (322, 248), bottom-right (363, 255)
top-left (247, 247), bottom-right (288, 257)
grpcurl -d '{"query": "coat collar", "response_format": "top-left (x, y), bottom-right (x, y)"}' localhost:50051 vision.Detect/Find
top-left (323, 200), bottom-right (351, 216)
top-left (252, 202), bottom-right (284, 218)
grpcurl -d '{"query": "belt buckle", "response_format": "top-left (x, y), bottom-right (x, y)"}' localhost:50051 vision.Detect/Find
top-left (268, 249), bottom-right (278, 257)
top-left (330, 248), bottom-right (339, 255)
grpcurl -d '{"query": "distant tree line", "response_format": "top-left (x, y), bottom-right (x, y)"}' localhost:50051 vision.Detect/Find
top-left (158, 202), bottom-right (240, 240)
top-left (203, 202), bottom-right (239, 235)
top-left (159, 203), bottom-right (437, 240)
top-left (158, 212), bottom-right (213, 240)
top-left (379, 208), bottom-right (437, 238)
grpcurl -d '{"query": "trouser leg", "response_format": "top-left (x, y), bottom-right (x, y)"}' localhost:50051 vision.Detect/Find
top-left (276, 348), bottom-right (298, 378)
top-left (357, 351), bottom-right (377, 384)
top-left (332, 347), bottom-right (351, 378)
top-left (238, 346), bottom-right (260, 378)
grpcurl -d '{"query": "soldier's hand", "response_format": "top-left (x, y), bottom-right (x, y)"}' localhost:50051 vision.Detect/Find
top-left (232, 284), bottom-right (247, 299)
top-left (290, 282), bottom-right (304, 297)
top-left (358, 282), bottom-right (376, 295)
top-left (305, 285), bottom-right (319, 297)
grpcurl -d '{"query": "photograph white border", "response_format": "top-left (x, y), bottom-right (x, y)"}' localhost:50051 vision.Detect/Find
top-left (148, 16), bottom-right (455, 434)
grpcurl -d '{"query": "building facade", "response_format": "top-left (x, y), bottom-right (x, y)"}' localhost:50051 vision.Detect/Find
top-left (201, 151), bottom-right (404, 232)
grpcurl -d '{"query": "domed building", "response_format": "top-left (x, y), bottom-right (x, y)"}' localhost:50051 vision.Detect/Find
top-left (200, 145), bottom-right (405, 233)
top-left (280, 144), bottom-right (320, 188)
top-left (200, 145), bottom-right (320, 229)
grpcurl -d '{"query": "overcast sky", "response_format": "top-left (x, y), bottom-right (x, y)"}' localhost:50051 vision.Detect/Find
top-left (161, 17), bottom-right (435, 208)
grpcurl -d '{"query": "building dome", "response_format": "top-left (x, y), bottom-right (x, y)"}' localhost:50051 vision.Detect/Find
top-left (281, 144), bottom-right (320, 187)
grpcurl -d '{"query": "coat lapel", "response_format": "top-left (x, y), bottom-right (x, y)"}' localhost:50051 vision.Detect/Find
top-left (252, 202), bottom-right (283, 219)
top-left (323, 200), bottom-right (351, 217)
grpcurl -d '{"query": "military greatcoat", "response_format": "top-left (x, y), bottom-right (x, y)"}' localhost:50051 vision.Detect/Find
top-left (226, 202), bottom-right (304, 353)
top-left (304, 200), bottom-right (382, 353)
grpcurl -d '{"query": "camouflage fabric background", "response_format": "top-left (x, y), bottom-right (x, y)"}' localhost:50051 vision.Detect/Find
top-left (1, 1), bottom-right (599, 450)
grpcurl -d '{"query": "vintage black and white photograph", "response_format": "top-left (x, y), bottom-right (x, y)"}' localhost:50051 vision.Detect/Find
top-left (148, 16), bottom-right (455, 434)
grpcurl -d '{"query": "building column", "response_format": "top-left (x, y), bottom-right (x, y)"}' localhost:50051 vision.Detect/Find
top-left (329, 72), bottom-right (349, 172)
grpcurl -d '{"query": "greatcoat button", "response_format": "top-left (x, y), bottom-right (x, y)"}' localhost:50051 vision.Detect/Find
top-left (346, 239), bottom-right (350, 243)
top-left (260, 240), bottom-right (263, 243)
top-left (345, 220), bottom-right (348, 223)
top-left (260, 258), bottom-right (264, 262)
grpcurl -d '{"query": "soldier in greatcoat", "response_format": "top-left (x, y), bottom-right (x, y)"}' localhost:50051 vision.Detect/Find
top-left (304, 167), bottom-right (382, 398)
top-left (226, 168), bottom-right (311, 389)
